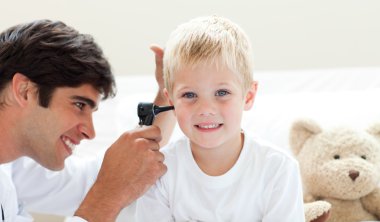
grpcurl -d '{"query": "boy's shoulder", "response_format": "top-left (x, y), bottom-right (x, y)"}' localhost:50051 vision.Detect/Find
top-left (245, 133), bottom-right (298, 167)
top-left (160, 136), bottom-right (189, 161)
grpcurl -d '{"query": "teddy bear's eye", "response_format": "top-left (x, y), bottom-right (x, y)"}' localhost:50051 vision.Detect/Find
top-left (334, 155), bottom-right (340, 159)
top-left (361, 155), bottom-right (367, 160)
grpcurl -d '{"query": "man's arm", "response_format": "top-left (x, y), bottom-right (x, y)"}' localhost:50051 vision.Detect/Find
top-left (75, 47), bottom-right (175, 221)
top-left (150, 45), bottom-right (176, 147)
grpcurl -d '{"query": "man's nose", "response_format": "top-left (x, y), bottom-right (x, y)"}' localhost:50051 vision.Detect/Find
top-left (78, 116), bottom-right (96, 139)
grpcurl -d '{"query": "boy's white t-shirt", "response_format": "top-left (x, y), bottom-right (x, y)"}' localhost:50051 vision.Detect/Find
top-left (136, 133), bottom-right (305, 222)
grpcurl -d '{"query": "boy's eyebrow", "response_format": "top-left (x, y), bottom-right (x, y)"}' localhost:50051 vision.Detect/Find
top-left (70, 95), bottom-right (98, 110)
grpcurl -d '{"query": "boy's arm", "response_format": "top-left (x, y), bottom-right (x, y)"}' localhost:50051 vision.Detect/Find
top-left (262, 160), bottom-right (305, 222)
top-left (150, 45), bottom-right (176, 147)
top-left (135, 179), bottom-right (173, 222)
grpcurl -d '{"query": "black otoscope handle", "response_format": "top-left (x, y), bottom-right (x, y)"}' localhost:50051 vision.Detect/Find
top-left (137, 102), bottom-right (174, 126)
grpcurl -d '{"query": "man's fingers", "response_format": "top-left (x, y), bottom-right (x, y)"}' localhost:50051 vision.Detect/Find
top-left (135, 137), bottom-right (160, 151)
top-left (132, 125), bottom-right (163, 144)
top-left (150, 44), bottom-right (164, 64)
top-left (155, 150), bottom-right (165, 162)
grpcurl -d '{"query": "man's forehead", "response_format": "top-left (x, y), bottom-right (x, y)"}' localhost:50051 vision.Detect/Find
top-left (55, 84), bottom-right (101, 105)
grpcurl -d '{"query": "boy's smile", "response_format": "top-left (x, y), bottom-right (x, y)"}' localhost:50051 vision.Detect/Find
top-left (195, 122), bottom-right (223, 131)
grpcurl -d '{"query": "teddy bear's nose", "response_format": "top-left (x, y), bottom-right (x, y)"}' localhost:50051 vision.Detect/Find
top-left (348, 170), bottom-right (360, 181)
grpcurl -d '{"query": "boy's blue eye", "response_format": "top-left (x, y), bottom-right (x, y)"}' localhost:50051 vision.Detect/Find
top-left (182, 92), bottom-right (196, 98)
top-left (215, 90), bottom-right (230, 97)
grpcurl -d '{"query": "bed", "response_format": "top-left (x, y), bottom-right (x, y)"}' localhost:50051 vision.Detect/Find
top-left (71, 67), bottom-right (380, 221)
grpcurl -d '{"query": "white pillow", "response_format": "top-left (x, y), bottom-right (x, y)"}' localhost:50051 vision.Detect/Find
top-left (244, 89), bottom-right (380, 154)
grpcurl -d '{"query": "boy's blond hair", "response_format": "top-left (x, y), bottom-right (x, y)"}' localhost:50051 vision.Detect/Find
top-left (163, 15), bottom-right (254, 94)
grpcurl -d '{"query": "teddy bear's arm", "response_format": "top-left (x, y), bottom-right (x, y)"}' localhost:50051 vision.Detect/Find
top-left (304, 201), bottom-right (331, 222)
top-left (361, 187), bottom-right (380, 219)
top-left (310, 211), bottom-right (330, 222)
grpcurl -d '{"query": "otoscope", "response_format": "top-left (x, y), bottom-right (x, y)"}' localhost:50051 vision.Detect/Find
top-left (138, 102), bottom-right (174, 126)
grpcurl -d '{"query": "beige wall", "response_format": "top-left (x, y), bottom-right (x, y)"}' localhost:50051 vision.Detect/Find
top-left (1, 0), bottom-right (379, 76)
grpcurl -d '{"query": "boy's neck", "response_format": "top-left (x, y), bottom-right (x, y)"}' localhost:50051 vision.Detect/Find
top-left (190, 132), bottom-right (244, 176)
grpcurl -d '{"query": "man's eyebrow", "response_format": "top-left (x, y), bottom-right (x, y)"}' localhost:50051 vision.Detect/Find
top-left (70, 96), bottom-right (97, 110)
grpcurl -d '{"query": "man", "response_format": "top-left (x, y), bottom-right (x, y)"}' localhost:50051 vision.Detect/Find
top-left (0, 19), bottom-right (174, 221)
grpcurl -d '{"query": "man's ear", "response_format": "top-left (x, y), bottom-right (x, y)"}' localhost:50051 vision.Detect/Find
top-left (12, 73), bottom-right (34, 107)
top-left (244, 81), bottom-right (258, 111)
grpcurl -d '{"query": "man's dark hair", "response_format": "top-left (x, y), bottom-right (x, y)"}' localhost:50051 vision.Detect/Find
top-left (0, 19), bottom-right (115, 107)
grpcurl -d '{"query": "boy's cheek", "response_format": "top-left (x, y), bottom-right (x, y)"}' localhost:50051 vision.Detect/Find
top-left (175, 108), bottom-right (190, 123)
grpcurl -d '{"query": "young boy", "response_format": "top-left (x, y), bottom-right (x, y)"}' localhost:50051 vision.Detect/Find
top-left (136, 15), bottom-right (305, 221)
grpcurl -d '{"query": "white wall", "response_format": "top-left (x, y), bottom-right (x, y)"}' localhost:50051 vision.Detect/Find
top-left (1, 0), bottom-right (379, 75)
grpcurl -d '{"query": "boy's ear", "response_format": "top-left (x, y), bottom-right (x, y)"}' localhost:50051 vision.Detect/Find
top-left (163, 88), bottom-right (174, 106)
top-left (244, 81), bottom-right (258, 111)
top-left (12, 73), bottom-right (34, 107)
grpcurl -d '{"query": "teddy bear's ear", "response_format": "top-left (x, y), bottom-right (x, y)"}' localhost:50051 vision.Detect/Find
top-left (289, 119), bottom-right (322, 155)
top-left (367, 123), bottom-right (380, 141)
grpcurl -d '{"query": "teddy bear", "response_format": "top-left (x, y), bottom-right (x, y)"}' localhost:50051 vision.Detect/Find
top-left (289, 118), bottom-right (380, 222)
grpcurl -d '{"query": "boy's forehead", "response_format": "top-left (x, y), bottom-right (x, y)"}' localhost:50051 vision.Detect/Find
top-left (177, 61), bottom-right (239, 76)
top-left (173, 64), bottom-right (242, 85)
top-left (177, 59), bottom-right (232, 73)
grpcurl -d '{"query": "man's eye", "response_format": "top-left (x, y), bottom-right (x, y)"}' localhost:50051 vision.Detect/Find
top-left (215, 90), bottom-right (230, 97)
top-left (182, 92), bottom-right (196, 98)
top-left (75, 102), bottom-right (85, 110)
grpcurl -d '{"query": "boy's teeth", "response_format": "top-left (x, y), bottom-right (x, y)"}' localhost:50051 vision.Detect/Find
top-left (199, 124), bottom-right (219, 129)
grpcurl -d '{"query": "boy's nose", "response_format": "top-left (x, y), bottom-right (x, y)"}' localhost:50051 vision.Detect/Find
top-left (197, 98), bottom-right (216, 116)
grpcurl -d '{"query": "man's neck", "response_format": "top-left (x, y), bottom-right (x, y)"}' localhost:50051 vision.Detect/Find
top-left (0, 111), bottom-right (24, 164)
